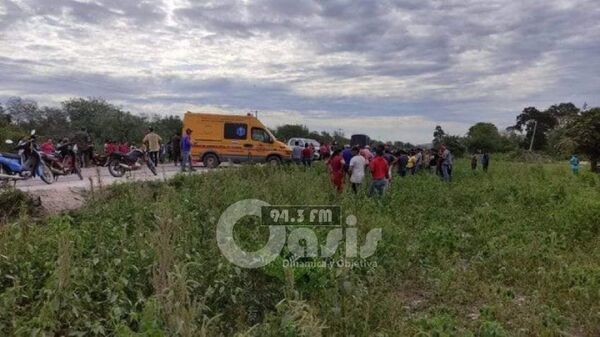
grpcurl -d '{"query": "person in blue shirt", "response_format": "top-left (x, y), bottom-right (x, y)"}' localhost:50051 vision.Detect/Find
top-left (292, 141), bottom-right (303, 164)
top-left (570, 154), bottom-right (580, 175)
top-left (481, 152), bottom-right (490, 172)
top-left (341, 145), bottom-right (353, 176)
top-left (181, 128), bottom-right (195, 172)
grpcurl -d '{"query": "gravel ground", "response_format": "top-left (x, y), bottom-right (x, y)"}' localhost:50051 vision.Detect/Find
top-left (11, 164), bottom-right (209, 213)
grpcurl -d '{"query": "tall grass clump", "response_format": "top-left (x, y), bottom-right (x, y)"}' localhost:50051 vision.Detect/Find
top-left (1, 160), bottom-right (599, 336)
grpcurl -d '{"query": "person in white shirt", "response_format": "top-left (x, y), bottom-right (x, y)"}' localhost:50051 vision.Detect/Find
top-left (415, 149), bottom-right (423, 173)
top-left (349, 146), bottom-right (368, 193)
top-left (440, 145), bottom-right (453, 182)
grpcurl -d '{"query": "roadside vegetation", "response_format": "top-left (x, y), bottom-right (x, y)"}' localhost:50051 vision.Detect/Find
top-left (1, 98), bottom-right (599, 172)
top-left (1, 159), bottom-right (599, 336)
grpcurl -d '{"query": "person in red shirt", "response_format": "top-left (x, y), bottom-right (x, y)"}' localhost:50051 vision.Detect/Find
top-left (302, 143), bottom-right (313, 167)
top-left (104, 139), bottom-right (116, 155)
top-left (369, 145), bottom-right (390, 197)
top-left (328, 149), bottom-right (345, 193)
top-left (320, 143), bottom-right (330, 160)
top-left (40, 138), bottom-right (55, 154)
top-left (119, 141), bottom-right (129, 154)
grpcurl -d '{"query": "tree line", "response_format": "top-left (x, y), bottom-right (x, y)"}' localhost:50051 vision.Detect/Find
top-left (0, 97), bottom-right (182, 152)
top-left (271, 102), bottom-right (599, 172)
top-left (1, 97), bottom-right (598, 171)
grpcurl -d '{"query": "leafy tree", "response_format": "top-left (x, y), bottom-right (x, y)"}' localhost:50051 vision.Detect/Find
top-left (566, 107), bottom-right (600, 172)
top-left (433, 125), bottom-right (445, 147)
top-left (63, 98), bottom-right (147, 146)
top-left (546, 128), bottom-right (576, 159)
top-left (149, 115), bottom-right (183, 139)
top-left (307, 131), bottom-right (323, 142)
top-left (0, 103), bottom-right (10, 126)
top-left (465, 122), bottom-right (504, 153)
top-left (392, 141), bottom-right (414, 150)
top-left (440, 135), bottom-right (466, 157)
top-left (499, 130), bottom-right (523, 152)
top-left (510, 107), bottom-right (558, 150)
top-left (34, 107), bottom-right (72, 140)
top-left (332, 129), bottom-right (349, 145)
top-left (319, 131), bottom-right (333, 143)
top-left (272, 124), bottom-right (311, 142)
top-left (431, 125), bottom-right (465, 156)
top-left (546, 102), bottom-right (580, 127)
top-left (0, 102), bottom-right (26, 151)
top-left (5, 97), bottom-right (39, 125)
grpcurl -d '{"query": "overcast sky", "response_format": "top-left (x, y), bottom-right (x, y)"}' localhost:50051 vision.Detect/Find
top-left (0, 0), bottom-right (598, 143)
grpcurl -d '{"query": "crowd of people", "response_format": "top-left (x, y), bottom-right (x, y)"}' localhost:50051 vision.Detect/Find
top-left (34, 127), bottom-right (197, 172)
top-left (291, 141), bottom-right (462, 197)
top-left (36, 128), bottom-right (584, 194)
top-left (102, 128), bottom-right (196, 171)
top-left (37, 128), bottom-right (95, 166)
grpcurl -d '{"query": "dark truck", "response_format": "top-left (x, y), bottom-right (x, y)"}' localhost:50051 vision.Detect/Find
top-left (350, 134), bottom-right (371, 148)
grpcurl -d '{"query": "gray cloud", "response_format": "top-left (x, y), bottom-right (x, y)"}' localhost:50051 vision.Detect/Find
top-left (0, 0), bottom-right (24, 30)
top-left (1, 0), bottom-right (166, 28)
top-left (0, 0), bottom-right (599, 142)
top-left (0, 56), bottom-right (519, 126)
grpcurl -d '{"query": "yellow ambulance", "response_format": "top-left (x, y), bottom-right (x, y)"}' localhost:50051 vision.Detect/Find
top-left (182, 112), bottom-right (292, 168)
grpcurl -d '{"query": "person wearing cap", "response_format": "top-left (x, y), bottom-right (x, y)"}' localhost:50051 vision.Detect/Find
top-left (181, 128), bottom-right (195, 172)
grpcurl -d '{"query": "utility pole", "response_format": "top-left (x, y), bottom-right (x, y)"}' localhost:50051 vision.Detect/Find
top-left (528, 120), bottom-right (538, 152)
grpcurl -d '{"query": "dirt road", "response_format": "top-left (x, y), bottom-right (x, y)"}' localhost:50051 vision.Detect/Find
top-left (12, 164), bottom-right (208, 213)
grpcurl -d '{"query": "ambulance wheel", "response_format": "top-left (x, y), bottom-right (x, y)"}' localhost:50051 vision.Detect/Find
top-left (203, 154), bottom-right (220, 168)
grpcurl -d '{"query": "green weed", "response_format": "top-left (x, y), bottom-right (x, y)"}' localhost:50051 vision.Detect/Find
top-left (1, 160), bottom-right (599, 336)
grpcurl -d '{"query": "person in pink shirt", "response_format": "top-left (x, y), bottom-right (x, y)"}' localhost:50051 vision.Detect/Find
top-left (360, 145), bottom-right (374, 163)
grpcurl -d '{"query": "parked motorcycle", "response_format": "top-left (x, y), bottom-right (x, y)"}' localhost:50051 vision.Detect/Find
top-left (107, 148), bottom-right (157, 177)
top-left (41, 143), bottom-right (83, 181)
top-left (92, 153), bottom-right (109, 167)
top-left (0, 130), bottom-right (54, 185)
